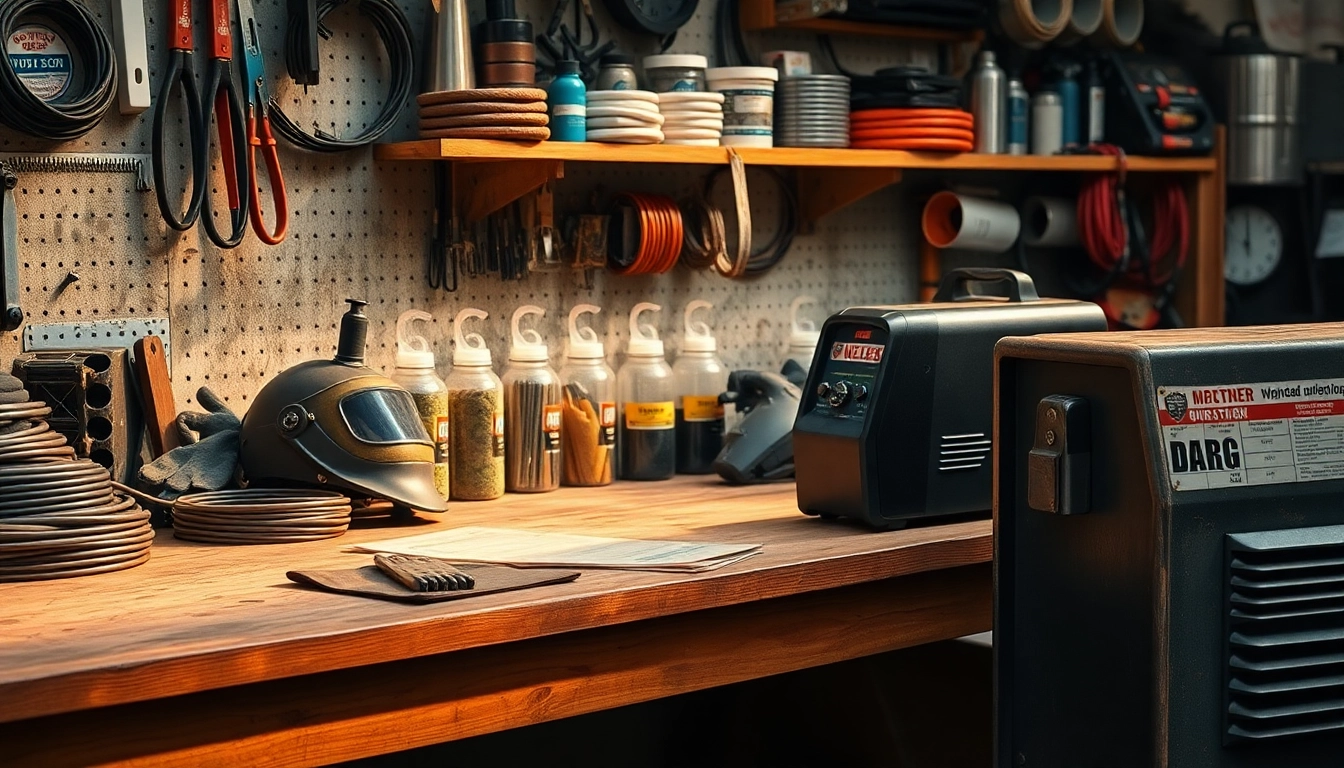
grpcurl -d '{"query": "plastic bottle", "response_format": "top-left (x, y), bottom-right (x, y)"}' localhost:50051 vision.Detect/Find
top-left (1056, 63), bottom-right (1081, 147)
top-left (1007, 77), bottom-right (1029, 155)
top-left (390, 310), bottom-right (451, 502)
top-left (781, 295), bottom-right (821, 373)
top-left (1083, 58), bottom-right (1105, 145)
top-left (548, 59), bottom-right (587, 142)
top-left (616, 302), bottom-right (675, 481)
top-left (502, 305), bottom-right (561, 493)
top-left (559, 304), bottom-right (616, 487)
top-left (445, 308), bottom-right (505, 500)
top-left (673, 301), bottom-right (726, 475)
top-left (969, 50), bottom-right (1006, 154)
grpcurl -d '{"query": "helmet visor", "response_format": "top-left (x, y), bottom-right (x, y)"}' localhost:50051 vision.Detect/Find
top-left (339, 388), bottom-right (430, 444)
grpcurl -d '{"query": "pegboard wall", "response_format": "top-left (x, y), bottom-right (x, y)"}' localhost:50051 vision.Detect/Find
top-left (0, 0), bottom-right (940, 413)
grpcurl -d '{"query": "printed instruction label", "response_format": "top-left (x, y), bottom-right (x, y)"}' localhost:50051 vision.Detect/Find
top-left (543, 404), bottom-right (563, 452)
top-left (492, 412), bottom-right (506, 458)
top-left (599, 401), bottom-right (617, 446)
top-left (682, 395), bottom-right (725, 422)
top-left (434, 416), bottom-right (450, 463)
top-left (6, 25), bottom-right (71, 101)
top-left (1158, 378), bottom-right (1344, 491)
top-left (624, 401), bottom-right (675, 430)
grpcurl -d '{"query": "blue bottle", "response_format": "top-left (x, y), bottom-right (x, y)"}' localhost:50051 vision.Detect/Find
top-left (548, 60), bottom-right (586, 142)
top-left (1056, 64), bottom-right (1080, 148)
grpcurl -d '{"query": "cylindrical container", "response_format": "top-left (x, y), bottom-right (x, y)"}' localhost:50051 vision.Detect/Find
top-left (782, 295), bottom-right (821, 373)
top-left (390, 311), bottom-right (450, 503)
top-left (478, 0), bottom-right (534, 87)
top-left (548, 60), bottom-right (587, 142)
top-left (597, 54), bottom-right (638, 91)
top-left (1056, 65), bottom-right (1080, 146)
top-left (1090, 0), bottom-right (1143, 48)
top-left (502, 306), bottom-right (561, 493)
top-left (445, 309), bottom-right (504, 501)
top-left (998, 0), bottom-right (1073, 49)
top-left (427, 0), bottom-right (474, 92)
top-left (774, 74), bottom-right (850, 148)
top-left (970, 50), bottom-right (1006, 153)
top-left (1057, 0), bottom-right (1103, 44)
top-left (1021, 196), bottom-right (1081, 247)
top-left (643, 54), bottom-right (707, 92)
top-left (707, 66), bottom-right (779, 148)
top-left (1083, 59), bottom-right (1105, 144)
top-left (1032, 90), bottom-right (1064, 155)
top-left (559, 305), bottom-right (615, 487)
top-left (673, 301), bottom-right (726, 475)
top-left (1217, 21), bottom-right (1303, 185)
top-left (617, 303), bottom-right (675, 481)
top-left (921, 191), bottom-right (1022, 253)
top-left (1008, 78), bottom-right (1030, 154)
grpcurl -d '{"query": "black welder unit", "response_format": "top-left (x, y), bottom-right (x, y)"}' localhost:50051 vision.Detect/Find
top-left (996, 324), bottom-right (1344, 768)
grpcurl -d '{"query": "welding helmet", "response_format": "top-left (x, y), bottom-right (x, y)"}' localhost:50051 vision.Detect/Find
top-left (238, 300), bottom-right (448, 512)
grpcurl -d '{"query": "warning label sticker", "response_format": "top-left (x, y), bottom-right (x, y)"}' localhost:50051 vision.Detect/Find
top-left (1157, 378), bottom-right (1344, 491)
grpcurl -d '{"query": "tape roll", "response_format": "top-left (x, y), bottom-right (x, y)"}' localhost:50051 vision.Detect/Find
top-left (1021, 196), bottom-right (1081, 248)
top-left (998, 0), bottom-right (1073, 49)
top-left (1057, 0), bottom-right (1103, 44)
top-left (921, 191), bottom-right (1021, 253)
top-left (1090, 0), bottom-right (1143, 48)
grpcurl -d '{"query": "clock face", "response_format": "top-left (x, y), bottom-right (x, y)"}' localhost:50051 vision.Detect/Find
top-left (1224, 204), bottom-right (1283, 286)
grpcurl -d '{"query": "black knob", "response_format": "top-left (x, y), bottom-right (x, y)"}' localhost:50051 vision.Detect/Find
top-left (816, 382), bottom-right (832, 399)
top-left (827, 381), bottom-right (851, 407)
top-left (854, 384), bottom-right (869, 402)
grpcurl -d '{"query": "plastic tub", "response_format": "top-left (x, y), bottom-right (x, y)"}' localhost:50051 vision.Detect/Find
top-left (643, 54), bottom-right (707, 93)
top-left (706, 66), bottom-right (779, 147)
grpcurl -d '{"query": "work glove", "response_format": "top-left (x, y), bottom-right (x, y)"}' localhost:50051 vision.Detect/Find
top-left (138, 387), bottom-right (242, 499)
top-left (0, 372), bottom-right (28, 404)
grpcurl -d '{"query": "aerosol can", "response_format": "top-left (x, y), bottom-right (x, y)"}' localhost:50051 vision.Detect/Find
top-left (970, 51), bottom-right (1006, 154)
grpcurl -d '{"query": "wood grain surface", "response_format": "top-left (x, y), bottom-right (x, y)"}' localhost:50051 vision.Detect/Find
top-left (0, 476), bottom-right (992, 725)
top-left (0, 565), bottom-right (991, 767)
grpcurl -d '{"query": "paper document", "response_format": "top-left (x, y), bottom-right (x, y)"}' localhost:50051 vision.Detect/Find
top-left (352, 527), bottom-right (762, 573)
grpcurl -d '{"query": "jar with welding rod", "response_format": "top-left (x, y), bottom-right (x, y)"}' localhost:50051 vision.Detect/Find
top-left (445, 308), bottom-right (505, 500)
top-left (502, 305), bottom-right (562, 493)
top-left (390, 310), bottom-right (450, 502)
top-left (559, 305), bottom-right (615, 486)
top-left (617, 303), bottom-right (675, 480)
top-left (673, 300), bottom-right (726, 475)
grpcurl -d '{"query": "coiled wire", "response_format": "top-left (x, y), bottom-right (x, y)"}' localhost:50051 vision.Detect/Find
top-left (0, 0), bottom-right (117, 140)
top-left (271, 0), bottom-right (415, 152)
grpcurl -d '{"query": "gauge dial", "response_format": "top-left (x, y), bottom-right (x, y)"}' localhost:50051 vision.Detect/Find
top-left (1224, 204), bottom-right (1283, 286)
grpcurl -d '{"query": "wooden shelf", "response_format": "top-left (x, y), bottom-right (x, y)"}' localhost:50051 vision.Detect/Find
top-left (736, 0), bottom-right (983, 42)
top-left (374, 139), bottom-right (1218, 174)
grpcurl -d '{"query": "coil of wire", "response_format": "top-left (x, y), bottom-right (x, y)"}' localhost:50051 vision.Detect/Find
top-left (0, 399), bottom-right (154, 582)
top-left (164, 488), bottom-right (353, 544)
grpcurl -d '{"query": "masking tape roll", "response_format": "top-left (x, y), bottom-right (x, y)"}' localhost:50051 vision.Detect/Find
top-left (921, 191), bottom-right (1021, 253)
top-left (1021, 196), bottom-right (1081, 248)
top-left (1090, 0), bottom-right (1143, 48)
top-left (1057, 0), bottom-right (1103, 44)
top-left (998, 0), bottom-right (1073, 49)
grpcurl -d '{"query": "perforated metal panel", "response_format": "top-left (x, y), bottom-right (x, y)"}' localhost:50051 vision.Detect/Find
top-left (0, 0), bottom-right (929, 414)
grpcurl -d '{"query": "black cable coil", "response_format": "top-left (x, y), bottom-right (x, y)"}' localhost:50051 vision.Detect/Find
top-left (271, 0), bottom-right (415, 152)
top-left (0, 0), bottom-right (116, 141)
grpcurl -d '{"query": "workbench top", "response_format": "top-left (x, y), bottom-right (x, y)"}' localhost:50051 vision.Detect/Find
top-left (0, 476), bottom-right (991, 725)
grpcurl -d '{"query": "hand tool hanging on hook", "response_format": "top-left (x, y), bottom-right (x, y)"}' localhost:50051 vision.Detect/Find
top-left (151, 0), bottom-right (208, 232)
top-left (238, 0), bottom-right (289, 245)
top-left (200, 0), bottom-right (253, 249)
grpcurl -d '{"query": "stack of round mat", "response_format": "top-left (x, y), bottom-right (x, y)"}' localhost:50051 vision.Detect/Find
top-left (417, 87), bottom-right (550, 141)
top-left (776, 75), bottom-right (850, 148)
top-left (849, 108), bottom-right (974, 151)
top-left (657, 91), bottom-right (724, 146)
top-left (0, 393), bottom-right (154, 582)
top-left (586, 90), bottom-right (665, 144)
top-left (170, 488), bottom-right (352, 545)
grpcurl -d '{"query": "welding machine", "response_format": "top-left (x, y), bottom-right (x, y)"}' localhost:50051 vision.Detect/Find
top-left (792, 268), bottom-right (1105, 529)
top-left (996, 324), bottom-right (1344, 767)
top-left (1103, 52), bottom-right (1215, 155)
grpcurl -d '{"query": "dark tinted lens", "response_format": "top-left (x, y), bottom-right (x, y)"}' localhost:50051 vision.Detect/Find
top-left (340, 389), bottom-right (430, 443)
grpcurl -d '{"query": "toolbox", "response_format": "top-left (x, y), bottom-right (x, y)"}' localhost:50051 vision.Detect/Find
top-left (792, 269), bottom-right (1105, 529)
top-left (996, 323), bottom-right (1344, 766)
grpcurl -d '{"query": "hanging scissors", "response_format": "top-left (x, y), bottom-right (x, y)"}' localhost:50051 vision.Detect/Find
top-left (151, 0), bottom-right (207, 231)
top-left (200, 0), bottom-right (252, 249)
top-left (237, 0), bottom-right (288, 245)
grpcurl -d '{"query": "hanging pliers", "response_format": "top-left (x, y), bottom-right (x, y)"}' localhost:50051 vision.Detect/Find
top-left (200, 0), bottom-right (252, 249)
top-left (151, 0), bottom-right (207, 231)
top-left (237, 0), bottom-right (288, 244)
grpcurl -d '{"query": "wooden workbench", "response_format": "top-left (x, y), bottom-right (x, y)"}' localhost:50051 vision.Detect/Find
top-left (0, 477), bottom-right (992, 767)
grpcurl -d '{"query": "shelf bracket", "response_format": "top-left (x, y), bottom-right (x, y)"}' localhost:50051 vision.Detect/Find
top-left (453, 160), bottom-right (565, 223)
top-left (795, 167), bottom-right (903, 231)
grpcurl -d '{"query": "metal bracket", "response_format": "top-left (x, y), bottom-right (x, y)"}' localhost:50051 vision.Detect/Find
top-left (0, 162), bottom-right (21, 331)
top-left (25, 317), bottom-right (172, 372)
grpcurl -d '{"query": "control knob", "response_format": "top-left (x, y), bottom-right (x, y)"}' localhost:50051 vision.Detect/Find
top-left (827, 381), bottom-right (851, 407)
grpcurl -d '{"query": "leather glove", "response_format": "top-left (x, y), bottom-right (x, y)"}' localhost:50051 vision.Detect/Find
top-left (138, 387), bottom-right (242, 499)
top-left (0, 372), bottom-right (28, 404)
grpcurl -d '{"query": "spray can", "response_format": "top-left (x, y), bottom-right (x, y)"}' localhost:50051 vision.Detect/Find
top-left (1084, 59), bottom-right (1105, 145)
top-left (1056, 64), bottom-right (1080, 147)
top-left (1007, 78), bottom-right (1029, 155)
top-left (969, 50), bottom-right (1006, 154)
top-left (1032, 90), bottom-right (1063, 156)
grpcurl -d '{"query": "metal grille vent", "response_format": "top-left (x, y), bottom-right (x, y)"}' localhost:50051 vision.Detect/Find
top-left (938, 432), bottom-right (990, 472)
top-left (1226, 525), bottom-right (1344, 743)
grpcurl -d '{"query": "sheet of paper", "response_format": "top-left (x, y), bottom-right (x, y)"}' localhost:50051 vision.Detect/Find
top-left (351, 527), bottom-right (762, 573)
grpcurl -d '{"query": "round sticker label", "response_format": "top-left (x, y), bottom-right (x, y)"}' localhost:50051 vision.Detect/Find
top-left (6, 24), bottom-right (71, 101)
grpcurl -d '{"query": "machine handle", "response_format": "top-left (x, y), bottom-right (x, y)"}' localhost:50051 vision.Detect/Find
top-left (932, 268), bottom-right (1040, 304)
top-left (1222, 20), bottom-right (1260, 43)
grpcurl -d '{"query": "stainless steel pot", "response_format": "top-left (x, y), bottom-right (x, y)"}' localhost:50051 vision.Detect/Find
top-left (1216, 21), bottom-right (1302, 185)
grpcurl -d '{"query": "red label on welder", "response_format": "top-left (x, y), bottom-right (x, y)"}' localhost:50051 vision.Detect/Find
top-left (830, 342), bottom-right (884, 364)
